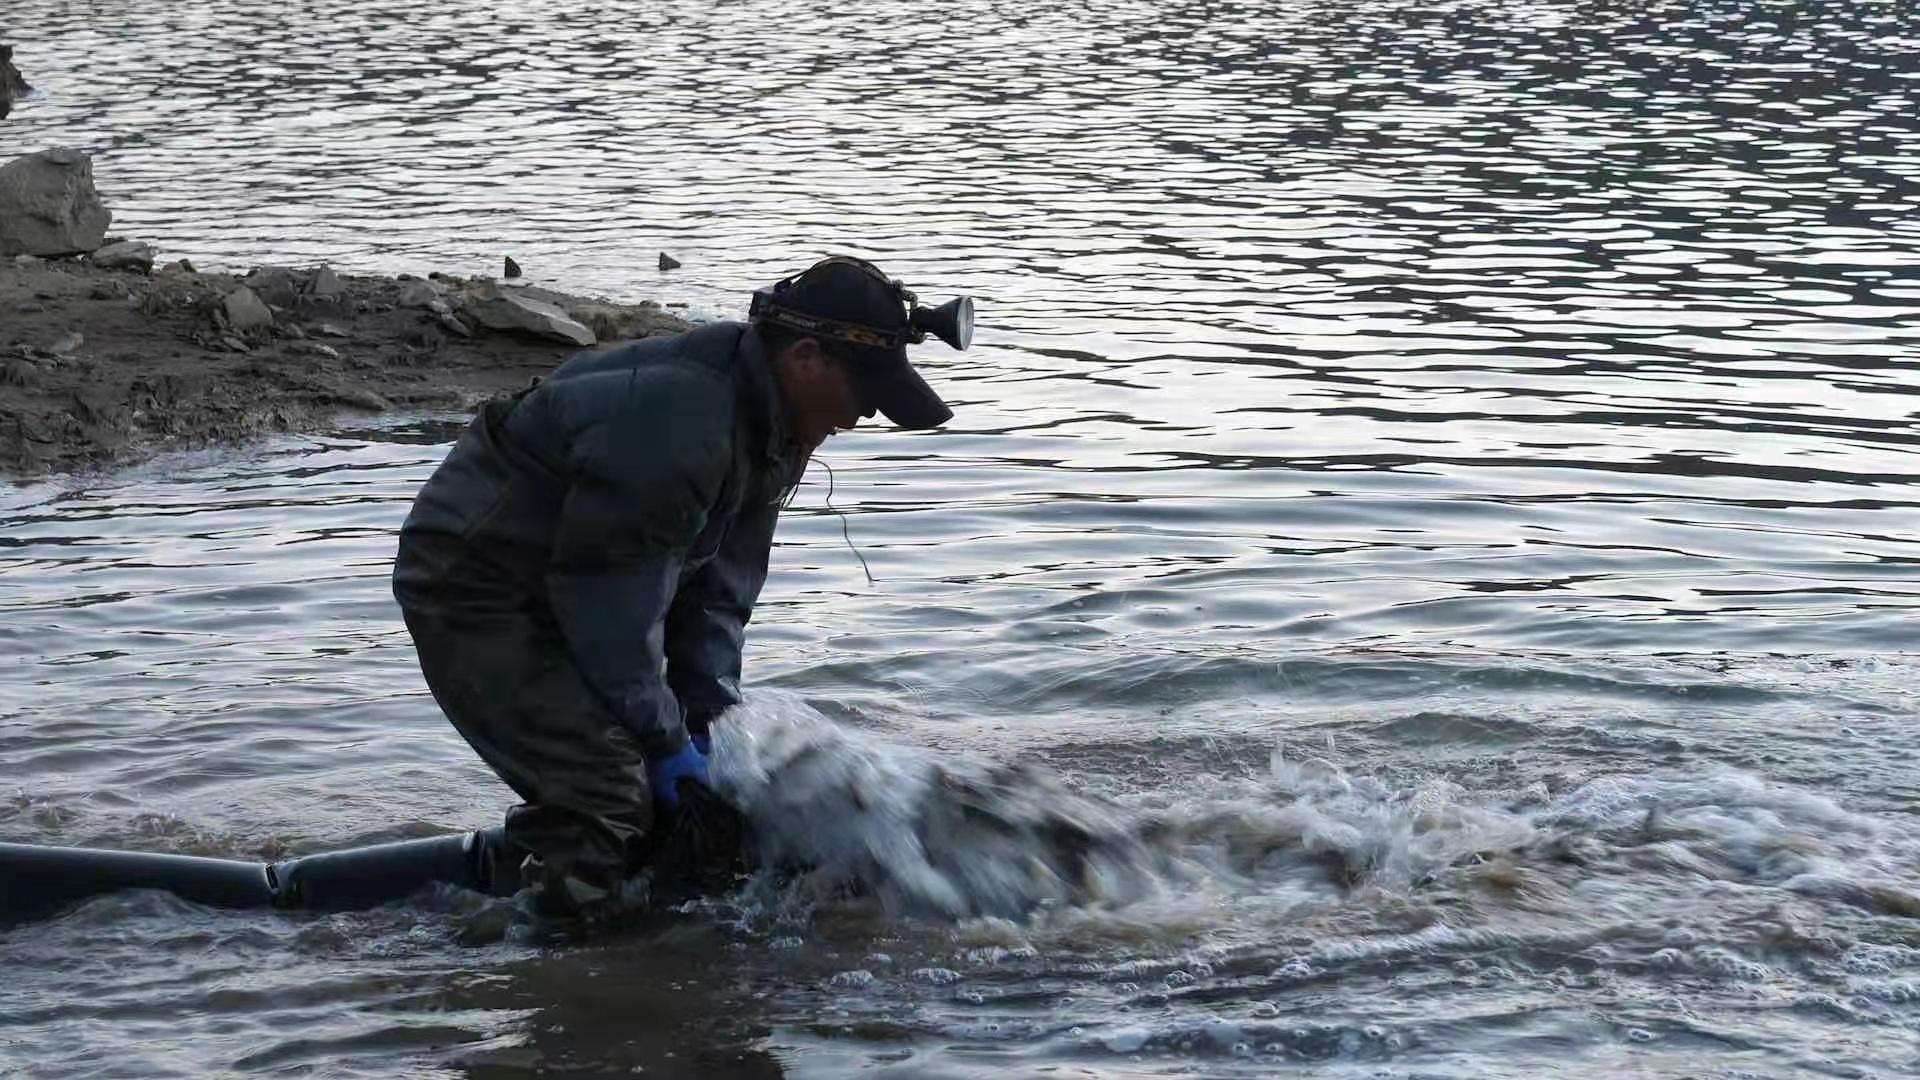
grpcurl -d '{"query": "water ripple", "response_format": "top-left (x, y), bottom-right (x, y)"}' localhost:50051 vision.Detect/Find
top-left (5, 0), bottom-right (1920, 1076)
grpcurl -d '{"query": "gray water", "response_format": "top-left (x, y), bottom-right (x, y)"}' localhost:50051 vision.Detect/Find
top-left (5, 0), bottom-right (1920, 1075)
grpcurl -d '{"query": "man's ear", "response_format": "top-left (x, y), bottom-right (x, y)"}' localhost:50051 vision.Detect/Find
top-left (786, 336), bottom-right (828, 372)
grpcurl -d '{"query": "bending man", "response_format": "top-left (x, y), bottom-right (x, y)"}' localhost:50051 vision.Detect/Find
top-left (392, 256), bottom-right (972, 919)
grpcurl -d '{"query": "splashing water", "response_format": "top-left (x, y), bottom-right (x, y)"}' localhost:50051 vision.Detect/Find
top-left (710, 693), bottom-right (1920, 946)
top-left (710, 693), bottom-right (1163, 918)
top-left (701, 695), bottom-right (1920, 1077)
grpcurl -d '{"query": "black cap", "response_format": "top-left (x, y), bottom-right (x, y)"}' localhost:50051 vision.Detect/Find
top-left (749, 256), bottom-right (958, 430)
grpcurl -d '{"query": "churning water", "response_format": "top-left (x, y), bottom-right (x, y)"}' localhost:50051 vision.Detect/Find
top-left (4, 0), bottom-right (1920, 1076)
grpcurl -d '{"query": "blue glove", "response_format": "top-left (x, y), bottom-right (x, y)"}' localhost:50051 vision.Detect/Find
top-left (647, 741), bottom-right (710, 809)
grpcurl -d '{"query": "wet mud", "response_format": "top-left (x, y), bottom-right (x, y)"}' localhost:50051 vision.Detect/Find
top-left (0, 255), bottom-right (690, 477)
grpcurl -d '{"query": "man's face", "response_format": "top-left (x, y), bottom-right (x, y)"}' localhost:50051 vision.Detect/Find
top-left (776, 338), bottom-right (876, 447)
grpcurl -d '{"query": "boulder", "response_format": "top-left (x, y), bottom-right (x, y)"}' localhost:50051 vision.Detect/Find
top-left (222, 286), bottom-right (273, 332)
top-left (244, 266), bottom-right (303, 308)
top-left (467, 290), bottom-right (595, 346)
top-left (0, 150), bottom-right (113, 256)
top-left (307, 266), bottom-right (343, 299)
top-left (90, 240), bottom-right (155, 272)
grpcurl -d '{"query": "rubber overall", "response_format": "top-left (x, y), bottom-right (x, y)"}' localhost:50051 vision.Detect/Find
top-left (393, 323), bottom-right (799, 914)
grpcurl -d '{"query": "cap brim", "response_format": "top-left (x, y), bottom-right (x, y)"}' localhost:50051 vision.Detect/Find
top-left (856, 350), bottom-right (952, 430)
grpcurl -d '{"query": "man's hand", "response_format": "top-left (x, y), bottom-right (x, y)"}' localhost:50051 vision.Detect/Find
top-left (647, 742), bottom-right (710, 809)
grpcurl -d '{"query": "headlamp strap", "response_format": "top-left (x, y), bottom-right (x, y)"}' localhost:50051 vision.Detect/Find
top-left (748, 291), bottom-right (921, 349)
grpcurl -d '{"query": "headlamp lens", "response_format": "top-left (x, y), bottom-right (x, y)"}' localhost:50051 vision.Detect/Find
top-left (911, 296), bottom-right (975, 351)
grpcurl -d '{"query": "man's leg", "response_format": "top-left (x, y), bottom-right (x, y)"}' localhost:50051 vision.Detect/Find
top-left (400, 604), bottom-right (653, 916)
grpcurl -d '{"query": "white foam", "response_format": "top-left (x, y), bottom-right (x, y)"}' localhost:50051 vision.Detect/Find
top-left (709, 693), bottom-right (1920, 953)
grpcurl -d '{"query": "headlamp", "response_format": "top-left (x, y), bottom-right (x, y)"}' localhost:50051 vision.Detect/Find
top-left (911, 296), bottom-right (975, 351)
top-left (748, 256), bottom-right (975, 352)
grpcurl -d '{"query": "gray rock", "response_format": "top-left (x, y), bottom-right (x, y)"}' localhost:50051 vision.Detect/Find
top-left (0, 150), bottom-right (113, 257)
top-left (222, 286), bottom-right (273, 332)
top-left (307, 266), bottom-right (343, 299)
top-left (48, 332), bottom-right (82, 356)
top-left (659, 252), bottom-right (681, 271)
top-left (0, 358), bottom-right (39, 388)
top-left (244, 266), bottom-right (303, 308)
top-left (90, 240), bottom-right (155, 272)
top-left (156, 258), bottom-right (196, 277)
top-left (396, 280), bottom-right (441, 309)
top-left (13, 253), bottom-right (42, 267)
top-left (435, 311), bottom-right (472, 338)
top-left (570, 300), bottom-right (683, 343)
top-left (315, 322), bottom-right (350, 338)
top-left (467, 290), bottom-right (595, 346)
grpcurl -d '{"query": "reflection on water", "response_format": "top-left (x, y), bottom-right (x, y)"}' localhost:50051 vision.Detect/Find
top-left (4, 0), bottom-right (1920, 1076)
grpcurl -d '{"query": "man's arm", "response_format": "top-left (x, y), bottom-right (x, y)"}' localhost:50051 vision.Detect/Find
top-left (545, 376), bottom-right (732, 761)
top-left (663, 493), bottom-right (780, 726)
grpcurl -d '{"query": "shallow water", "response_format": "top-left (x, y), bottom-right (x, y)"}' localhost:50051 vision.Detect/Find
top-left (5, 0), bottom-right (1920, 1076)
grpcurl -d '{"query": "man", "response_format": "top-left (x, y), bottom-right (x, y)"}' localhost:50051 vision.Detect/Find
top-left (392, 256), bottom-right (972, 919)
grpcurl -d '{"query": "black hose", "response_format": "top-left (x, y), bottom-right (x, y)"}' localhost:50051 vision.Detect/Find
top-left (271, 827), bottom-right (520, 910)
top-left (0, 827), bottom-right (521, 927)
top-left (0, 842), bottom-right (275, 924)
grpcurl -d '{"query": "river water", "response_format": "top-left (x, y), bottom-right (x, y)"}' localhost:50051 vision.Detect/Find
top-left (4, 1), bottom-right (1920, 1076)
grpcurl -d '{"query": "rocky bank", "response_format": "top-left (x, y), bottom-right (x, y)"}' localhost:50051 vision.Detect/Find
top-left (0, 152), bottom-right (691, 478)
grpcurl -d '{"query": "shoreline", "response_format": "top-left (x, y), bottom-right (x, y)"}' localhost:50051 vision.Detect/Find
top-left (0, 253), bottom-right (692, 479)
